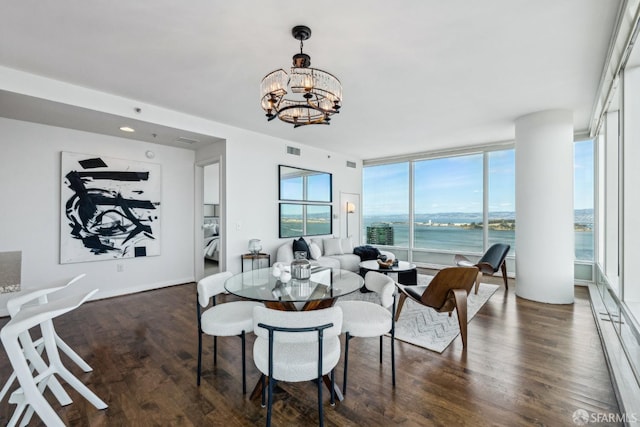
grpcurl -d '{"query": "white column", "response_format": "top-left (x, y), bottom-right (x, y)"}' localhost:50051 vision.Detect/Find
top-left (515, 110), bottom-right (574, 304)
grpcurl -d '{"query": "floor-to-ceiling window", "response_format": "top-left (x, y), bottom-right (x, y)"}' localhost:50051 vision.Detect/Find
top-left (574, 139), bottom-right (595, 263)
top-left (363, 145), bottom-right (516, 268)
top-left (364, 141), bottom-right (593, 277)
top-left (413, 154), bottom-right (483, 253)
top-left (362, 162), bottom-right (410, 251)
top-left (487, 149), bottom-right (516, 254)
top-left (592, 30), bottom-right (640, 390)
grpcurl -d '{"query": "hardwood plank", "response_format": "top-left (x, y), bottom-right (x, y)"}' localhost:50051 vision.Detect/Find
top-left (0, 272), bottom-right (622, 426)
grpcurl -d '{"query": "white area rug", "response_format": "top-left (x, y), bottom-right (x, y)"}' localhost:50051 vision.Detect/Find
top-left (343, 274), bottom-right (499, 353)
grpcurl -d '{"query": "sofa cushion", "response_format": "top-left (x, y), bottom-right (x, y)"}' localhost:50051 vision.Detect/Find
top-left (324, 238), bottom-right (343, 256)
top-left (292, 237), bottom-right (311, 259)
top-left (310, 238), bottom-right (324, 254)
top-left (276, 240), bottom-right (295, 264)
top-left (309, 242), bottom-right (322, 260)
top-left (331, 254), bottom-right (361, 272)
top-left (341, 237), bottom-right (354, 254)
top-left (315, 256), bottom-right (341, 270)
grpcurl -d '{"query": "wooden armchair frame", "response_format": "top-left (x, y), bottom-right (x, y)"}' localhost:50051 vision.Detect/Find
top-left (395, 267), bottom-right (480, 349)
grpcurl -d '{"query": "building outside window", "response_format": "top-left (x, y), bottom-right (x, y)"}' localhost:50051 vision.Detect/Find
top-left (362, 162), bottom-right (409, 247)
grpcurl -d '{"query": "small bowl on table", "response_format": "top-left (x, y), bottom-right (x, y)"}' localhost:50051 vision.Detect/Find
top-left (377, 259), bottom-right (394, 269)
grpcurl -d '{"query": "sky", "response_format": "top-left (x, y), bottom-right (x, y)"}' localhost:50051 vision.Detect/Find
top-left (364, 141), bottom-right (594, 215)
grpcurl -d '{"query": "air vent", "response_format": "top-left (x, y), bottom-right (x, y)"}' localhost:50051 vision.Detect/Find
top-left (287, 146), bottom-right (301, 156)
top-left (176, 136), bottom-right (200, 145)
top-left (346, 161), bottom-right (357, 168)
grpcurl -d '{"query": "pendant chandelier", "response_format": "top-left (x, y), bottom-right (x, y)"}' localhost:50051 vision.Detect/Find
top-left (260, 25), bottom-right (342, 128)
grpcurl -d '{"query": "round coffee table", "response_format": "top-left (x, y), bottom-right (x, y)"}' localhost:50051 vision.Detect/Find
top-left (359, 260), bottom-right (417, 285)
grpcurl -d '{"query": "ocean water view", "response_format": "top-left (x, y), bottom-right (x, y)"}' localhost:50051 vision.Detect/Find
top-left (364, 210), bottom-right (594, 261)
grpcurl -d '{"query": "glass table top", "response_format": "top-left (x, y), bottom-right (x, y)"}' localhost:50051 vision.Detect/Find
top-left (224, 267), bottom-right (364, 304)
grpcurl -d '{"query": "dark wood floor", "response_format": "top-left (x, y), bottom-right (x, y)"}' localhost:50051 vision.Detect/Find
top-left (0, 272), bottom-right (621, 426)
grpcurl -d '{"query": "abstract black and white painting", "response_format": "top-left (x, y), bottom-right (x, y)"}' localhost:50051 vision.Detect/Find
top-left (60, 152), bottom-right (161, 264)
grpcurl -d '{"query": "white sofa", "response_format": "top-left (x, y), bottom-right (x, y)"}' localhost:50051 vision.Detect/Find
top-left (275, 237), bottom-right (394, 273)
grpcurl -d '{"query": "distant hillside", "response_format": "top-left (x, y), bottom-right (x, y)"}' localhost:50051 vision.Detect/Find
top-left (365, 209), bottom-right (594, 224)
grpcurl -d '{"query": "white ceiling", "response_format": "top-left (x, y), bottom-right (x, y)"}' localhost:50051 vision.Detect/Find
top-left (0, 1), bottom-right (622, 159)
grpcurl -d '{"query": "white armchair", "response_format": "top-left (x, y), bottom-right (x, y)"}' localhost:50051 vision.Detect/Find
top-left (253, 305), bottom-right (343, 427)
top-left (335, 271), bottom-right (396, 394)
top-left (197, 271), bottom-right (262, 393)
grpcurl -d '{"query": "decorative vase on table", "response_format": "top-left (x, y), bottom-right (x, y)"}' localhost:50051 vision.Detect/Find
top-left (291, 251), bottom-right (311, 280)
top-left (248, 239), bottom-right (262, 254)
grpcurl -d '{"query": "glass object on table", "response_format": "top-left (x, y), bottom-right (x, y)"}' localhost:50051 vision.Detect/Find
top-left (291, 251), bottom-right (311, 279)
top-left (248, 239), bottom-right (262, 254)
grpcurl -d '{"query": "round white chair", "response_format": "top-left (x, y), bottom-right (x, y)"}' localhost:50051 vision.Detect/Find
top-left (336, 271), bottom-right (396, 395)
top-left (197, 271), bottom-right (262, 393)
top-left (253, 305), bottom-right (343, 427)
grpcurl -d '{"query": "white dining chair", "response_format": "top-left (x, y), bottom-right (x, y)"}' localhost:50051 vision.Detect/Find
top-left (336, 271), bottom-right (396, 395)
top-left (197, 271), bottom-right (262, 393)
top-left (0, 274), bottom-right (94, 406)
top-left (252, 305), bottom-right (343, 427)
top-left (1, 288), bottom-right (107, 427)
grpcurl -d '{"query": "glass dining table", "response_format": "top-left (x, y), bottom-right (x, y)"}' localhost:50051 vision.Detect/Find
top-left (225, 266), bottom-right (363, 402)
top-left (224, 266), bottom-right (364, 311)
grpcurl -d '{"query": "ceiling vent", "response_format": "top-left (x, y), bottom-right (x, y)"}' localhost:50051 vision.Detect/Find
top-left (286, 146), bottom-right (301, 156)
top-left (176, 136), bottom-right (200, 145)
top-left (346, 161), bottom-right (357, 168)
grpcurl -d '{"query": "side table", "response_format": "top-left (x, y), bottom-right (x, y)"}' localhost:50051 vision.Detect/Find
top-left (241, 253), bottom-right (270, 272)
top-left (358, 260), bottom-right (417, 285)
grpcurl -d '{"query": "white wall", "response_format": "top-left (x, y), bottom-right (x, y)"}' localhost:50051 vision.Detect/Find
top-left (0, 117), bottom-right (196, 315)
top-left (203, 130), bottom-right (362, 274)
top-left (0, 67), bottom-right (364, 314)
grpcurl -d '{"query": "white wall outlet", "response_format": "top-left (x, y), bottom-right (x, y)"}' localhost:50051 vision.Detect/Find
top-left (117, 264), bottom-right (124, 272)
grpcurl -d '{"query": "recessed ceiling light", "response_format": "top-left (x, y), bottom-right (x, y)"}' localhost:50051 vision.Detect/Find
top-left (119, 126), bottom-right (135, 132)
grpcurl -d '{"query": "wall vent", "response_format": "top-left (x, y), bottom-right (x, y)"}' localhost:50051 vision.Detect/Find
top-left (287, 146), bottom-right (301, 156)
top-left (176, 136), bottom-right (200, 145)
top-left (346, 161), bottom-right (357, 168)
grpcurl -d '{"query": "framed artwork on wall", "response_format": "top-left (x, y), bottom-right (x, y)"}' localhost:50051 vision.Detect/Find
top-left (60, 152), bottom-right (161, 264)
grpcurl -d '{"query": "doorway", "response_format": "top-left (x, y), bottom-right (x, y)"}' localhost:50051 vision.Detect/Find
top-left (203, 162), bottom-right (221, 276)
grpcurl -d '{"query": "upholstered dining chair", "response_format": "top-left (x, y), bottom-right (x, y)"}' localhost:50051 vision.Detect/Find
top-left (335, 271), bottom-right (396, 395)
top-left (395, 266), bottom-right (480, 349)
top-left (197, 271), bottom-right (261, 393)
top-left (0, 274), bottom-right (93, 406)
top-left (1, 288), bottom-right (106, 427)
top-left (454, 243), bottom-right (510, 293)
top-left (252, 305), bottom-right (343, 427)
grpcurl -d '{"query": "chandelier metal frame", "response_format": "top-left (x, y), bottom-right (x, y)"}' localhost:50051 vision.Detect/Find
top-left (260, 25), bottom-right (342, 128)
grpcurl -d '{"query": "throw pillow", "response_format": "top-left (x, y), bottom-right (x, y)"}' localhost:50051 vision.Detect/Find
top-left (341, 237), bottom-right (354, 254)
top-left (323, 238), bottom-right (344, 256)
top-left (292, 237), bottom-right (311, 259)
top-left (309, 242), bottom-right (322, 260)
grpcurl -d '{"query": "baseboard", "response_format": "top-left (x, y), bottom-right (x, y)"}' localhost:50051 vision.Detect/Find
top-left (0, 277), bottom-right (196, 318)
top-left (587, 283), bottom-right (640, 423)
